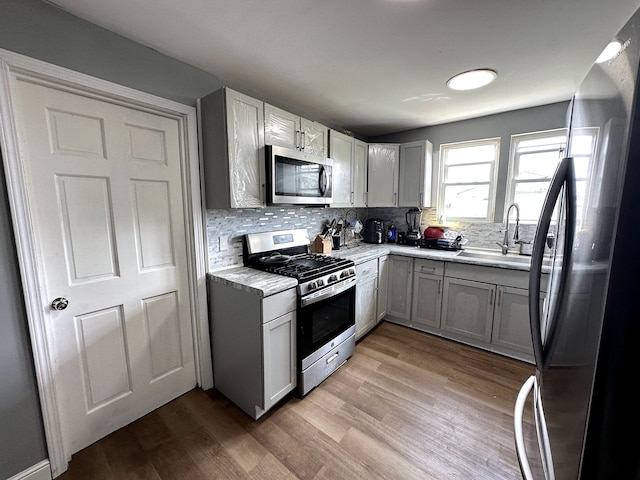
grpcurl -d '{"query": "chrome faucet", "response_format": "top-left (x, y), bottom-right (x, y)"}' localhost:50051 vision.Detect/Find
top-left (497, 202), bottom-right (520, 254)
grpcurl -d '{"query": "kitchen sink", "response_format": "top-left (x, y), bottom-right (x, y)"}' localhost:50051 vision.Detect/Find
top-left (456, 249), bottom-right (533, 264)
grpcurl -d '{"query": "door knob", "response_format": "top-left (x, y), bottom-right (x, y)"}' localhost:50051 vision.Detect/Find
top-left (51, 297), bottom-right (69, 311)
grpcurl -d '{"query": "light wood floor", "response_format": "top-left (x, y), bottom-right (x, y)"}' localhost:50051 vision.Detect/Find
top-left (58, 321), bottom-right (534, 480)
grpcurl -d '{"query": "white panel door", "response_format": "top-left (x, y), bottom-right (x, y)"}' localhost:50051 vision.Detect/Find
top-left (11, 78), bottom-right (196, 455)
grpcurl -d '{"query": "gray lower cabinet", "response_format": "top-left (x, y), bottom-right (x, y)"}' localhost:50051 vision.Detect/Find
top-left (442, 263), bottom-right (541, 361)
top-left (386, 255), bottom-right (414, 321)
top-left (441, 277), bottom-right (495, 342)
top-left (377, 255), bottom-right (389, 321)
top-left (491, 286), bottom-right (532, 354)
top-left (410, 259), bottom-right (444, 330)
top-left (209, 280), bottom-right (296, 419)
top-left (355, 258), bottom-right (378, 339)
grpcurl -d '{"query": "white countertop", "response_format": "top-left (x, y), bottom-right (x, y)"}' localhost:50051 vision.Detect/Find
top-left (207, 243), bottom-right (538, 297)
top-left (208, 266), bottom-right (298, 298)
top-left (333, 243), bottom-right (533, 271)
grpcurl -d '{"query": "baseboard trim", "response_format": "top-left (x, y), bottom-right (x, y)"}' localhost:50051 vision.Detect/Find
top-left (7, 460), bottom-right (52, 480)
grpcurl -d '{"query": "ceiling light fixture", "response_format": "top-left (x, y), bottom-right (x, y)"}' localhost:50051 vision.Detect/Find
top-left (595, 40), bottom-right (623, 63)
top-left (447, 69), bottom-right (497, 91)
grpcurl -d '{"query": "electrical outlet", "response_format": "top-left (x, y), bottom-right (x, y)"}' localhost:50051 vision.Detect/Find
top-left (218, 235), bottom-right (229, 251)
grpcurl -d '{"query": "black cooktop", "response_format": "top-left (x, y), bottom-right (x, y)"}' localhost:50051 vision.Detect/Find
top-left (251, 252), bottom-right (354, 281)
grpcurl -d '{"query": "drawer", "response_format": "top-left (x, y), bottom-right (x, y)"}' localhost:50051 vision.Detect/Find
top-left (262, 288), bottom-right (297, 322)
top-left (356, 258), bottom-right (378, 280)
top-left (445, 262), bottom-right (530, 289)
top-left (414, 258), bottom-right (444, 276)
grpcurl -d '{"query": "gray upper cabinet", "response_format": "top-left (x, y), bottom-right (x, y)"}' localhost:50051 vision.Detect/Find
top-left (329, 130), bottom-right (369, 208)
top-left (265, 103), bottom-right (328, 156)
top-left (367, 143), bottom-right (400, 207)
top-left (398, 140), bottom-right (433, 208)
top-left (200, 88), bottom-right (266, 209)
top-left (329, 129), bottom-right (355, 208)
top-left (353, 139), bottom-right (368, 207)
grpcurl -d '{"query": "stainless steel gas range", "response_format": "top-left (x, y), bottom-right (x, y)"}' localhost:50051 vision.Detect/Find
top-left (244, 229), bottom-right (356, 395)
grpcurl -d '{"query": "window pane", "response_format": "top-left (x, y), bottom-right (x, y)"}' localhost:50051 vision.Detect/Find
top-left (573, 156), bottom-right (590, 179)
top-left (570, 134), bottom-right (596, 155)
top-left (444, 184), bottom-right (489, 218)
top-left (446, 163), bottom-right (492, 182)
top-left (576, 180), bottom-right (587, 223)
top-left (446, 144), bottom-right (496, 165)
top-left (513, 181), bottom-right (550, 221)
top-left (517, 152), bottom-right (561, 179)
top-left (517, 135), bottom-right (566, 152)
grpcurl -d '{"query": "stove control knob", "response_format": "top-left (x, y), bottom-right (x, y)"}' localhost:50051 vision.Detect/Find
top-left (340, 270), bottom-right (350, 278)
top-left (316, 279), bottom-right (325, 287)
top-left (308, 281), bottom-right (317, 291)
top-left (349, 268), bottom-right (355, 276)
top-left (328, 274), bottom-right (338, 283)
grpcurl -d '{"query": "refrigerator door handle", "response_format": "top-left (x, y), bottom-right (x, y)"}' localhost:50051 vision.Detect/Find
top-left (514, 375), bottom-right (536, 480)
top-left (529, 156), bottom-right (576, 371)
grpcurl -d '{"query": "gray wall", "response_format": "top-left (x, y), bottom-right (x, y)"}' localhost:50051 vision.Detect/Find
top-left (372, 102), bottom-right (571, 221)
top-left (0, 155), bottom-right (48, 478)
top-left (0, 0), bottom-right (228, 476)
top-left (0, 0), bottom-right (223, 106)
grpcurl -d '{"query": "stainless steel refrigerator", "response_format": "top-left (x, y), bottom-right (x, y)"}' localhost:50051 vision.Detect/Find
top-left (514, 7), bottom-right (640, 480)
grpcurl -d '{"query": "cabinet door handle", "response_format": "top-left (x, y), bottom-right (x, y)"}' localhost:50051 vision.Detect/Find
top-left (497, 288), bottom-right (502, 307)
top-left (295, 129), bottom-right (301, 150)
top-left (419, 192), bottom-right (423, 206)
top-left (438, 279), bottom-right (442, 295)
top-left (351, 191), bottom-right (354, 205)
top-left (489, 289), bottom-right (494, 306)
top-left (301, 131), bottom-right (306, 150)
top-left (393, 192), bottom-right (397, 205)
top-left (420, 266), bottom-right (436, 274)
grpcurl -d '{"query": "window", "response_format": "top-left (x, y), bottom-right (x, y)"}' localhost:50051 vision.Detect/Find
top-left (506, 129), bottom-right (567, 223)
top-left (506, 128), bottom-right (597, 223)
top-left (438, 138), bottom-right (500, 222)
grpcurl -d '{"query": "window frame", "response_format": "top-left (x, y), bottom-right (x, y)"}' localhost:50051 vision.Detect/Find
top-left (437, 137), bottom-right (500, 223)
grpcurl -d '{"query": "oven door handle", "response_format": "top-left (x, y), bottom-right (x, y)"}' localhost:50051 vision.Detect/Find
top-left (300, 278), bottom-right (356, 307)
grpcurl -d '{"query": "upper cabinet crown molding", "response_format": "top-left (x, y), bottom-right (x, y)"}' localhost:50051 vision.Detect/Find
top-left (265, 103), bottom-right (328, 157)
top-left (199, 87), bottom-right (266, 209)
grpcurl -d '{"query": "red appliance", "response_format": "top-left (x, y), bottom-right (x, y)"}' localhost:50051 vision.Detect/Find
top-left (424, 226), bottom-right (447, 240)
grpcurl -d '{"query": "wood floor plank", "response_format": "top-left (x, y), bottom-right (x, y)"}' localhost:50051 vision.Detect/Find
top-left (57, 322), bottom-right (533, 480)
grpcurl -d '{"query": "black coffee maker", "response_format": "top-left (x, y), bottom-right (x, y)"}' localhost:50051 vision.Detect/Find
top-left (405, 208), bottom-right (422, 246)
top-left (363, 218), bottom-right (385, 244)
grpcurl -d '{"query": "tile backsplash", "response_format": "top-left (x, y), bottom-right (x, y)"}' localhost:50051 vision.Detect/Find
top-left (206, 207), bottom-right (366, 271)
top-left (206, 206), bottom-right (537, 271)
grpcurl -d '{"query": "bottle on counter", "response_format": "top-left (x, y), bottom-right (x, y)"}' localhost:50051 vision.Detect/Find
top-left (387, 224), bottom-right (397, 243)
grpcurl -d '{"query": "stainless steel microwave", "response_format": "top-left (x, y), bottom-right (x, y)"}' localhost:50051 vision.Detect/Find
top-left (266, 145), bottom-right (333, 206)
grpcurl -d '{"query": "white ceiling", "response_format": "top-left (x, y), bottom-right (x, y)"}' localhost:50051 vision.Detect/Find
top-left (46, 0), bottom-right (640, 137)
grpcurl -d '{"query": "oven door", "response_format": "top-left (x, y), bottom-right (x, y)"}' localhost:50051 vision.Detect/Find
top-left (266, 145), bottom-right (333, 205)
top-left (298, 280), bottom-right (355, 363)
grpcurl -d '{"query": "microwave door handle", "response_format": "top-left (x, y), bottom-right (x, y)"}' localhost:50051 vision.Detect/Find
top-left (319, 166), bottom-right (327, 195)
